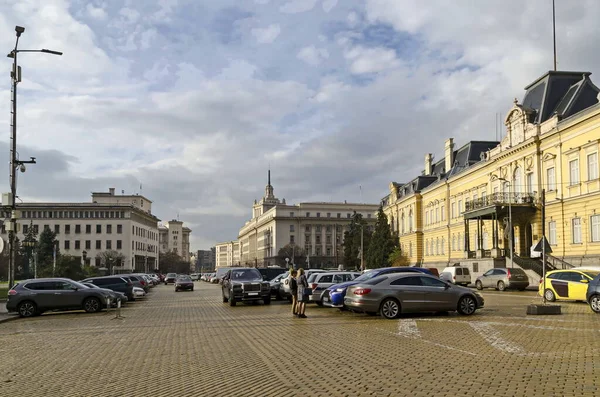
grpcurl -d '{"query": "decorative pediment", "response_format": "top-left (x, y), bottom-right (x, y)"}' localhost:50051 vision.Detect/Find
top-left (501, 99), bottom-right (538, 150)
top-left (542, 153), bottom-right (557, 162)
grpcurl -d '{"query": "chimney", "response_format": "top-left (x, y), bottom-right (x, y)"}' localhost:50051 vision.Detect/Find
top-left (109, 187), bottom-right (115, 196)
top-left (445, 138), bottom-right (455, 172)
top-left (424, 153), bottom-right (433, 176)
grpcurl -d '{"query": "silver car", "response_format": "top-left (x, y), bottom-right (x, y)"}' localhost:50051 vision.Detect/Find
top-left (307, 272), bottom-right (360, 305)
top-left (475, 267), bottom-right (529, 291)
top-left (343, 273), bottom-right (484, 319)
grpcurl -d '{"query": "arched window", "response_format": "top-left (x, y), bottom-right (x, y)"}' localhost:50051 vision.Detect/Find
top-left (401, 213), bottom-right (405, 234)
top-left (513, 167), bottom-right (522, 194)
top-left (441, 237), bottom-right (445, 255)
top-left (435, 238), bottom-right (439, 255)
top-left (408, 210), bottom-right (413, 232)
top-left (457, 232), bottom-right (462, 251)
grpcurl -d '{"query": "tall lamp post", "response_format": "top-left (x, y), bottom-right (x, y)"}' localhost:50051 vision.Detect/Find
top-left (6, 26), bottom-right (62, 288)
top-left (491, 175), bottom-right (513, 268)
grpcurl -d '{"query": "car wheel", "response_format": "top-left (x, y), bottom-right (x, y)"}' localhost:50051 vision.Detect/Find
top-left (229, 291), bottom-right (236, 307)
top-left (164, 282), bottom-right (167, 286)
top-left (83, 297), bottom-right (102, 313)
top-left (544, 289), bottom-right (556, 302)
top-left (380, 298), bottom-right (400, 319)
top-left (590, 295), bottom-right (600, 313)
top-left (457, 295), bottom-right (477, 315)
top-left (17, 301), bottom-right (37, 318)
top-left (191, 288), bottom-right (194, 292)
top-left (263, 296), bottom-right (271, 305)
top-left (497, 281), bottom-right (506, 291)
top-left (518, 288), bottom-right (526, 291)
top-left (476, 280), bottom-right (483, 290)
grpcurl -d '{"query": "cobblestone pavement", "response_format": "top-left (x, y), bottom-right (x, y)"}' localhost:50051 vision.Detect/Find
top-left (1, 283), bottom-right (600, 397)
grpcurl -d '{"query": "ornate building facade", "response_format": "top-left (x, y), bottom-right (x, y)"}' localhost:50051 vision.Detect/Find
top-left (384, 70), bottom-right (600, 276)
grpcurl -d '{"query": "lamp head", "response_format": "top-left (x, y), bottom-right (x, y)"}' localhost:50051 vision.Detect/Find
top-left (19, 164), bottom-right (26, 173)
top-left (15, 26), bottom-right (25, 36)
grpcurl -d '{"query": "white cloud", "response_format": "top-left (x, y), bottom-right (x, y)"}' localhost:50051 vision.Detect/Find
top-left (297, 46), bottom-right (329, 66)
top-left (344, 46), bottom-right (400, 74)
top-left (86, 4), bottom-right (107, 20)
top-left (280, 0), bottom-right (319, 14)
top-left (251, 23), bottom-right (281, 44)
top-left (119, 7), bottom-right (140, 23)
top-left (322, 0), bottom-right (338, 13)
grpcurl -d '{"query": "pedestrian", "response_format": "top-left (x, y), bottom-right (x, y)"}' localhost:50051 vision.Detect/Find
top-left (296, 268), bottom-right (309, 318)
top-left (290, 269), bottom-right (298, 317)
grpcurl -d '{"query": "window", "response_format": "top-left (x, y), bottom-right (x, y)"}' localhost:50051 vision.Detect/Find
top-left (96, 224), bottom-right (101, 233)
top-left (451, 202), bottom-right (456, 219)
top-left (526, 173), bottom-right (534, 194)
top-left (290, 235), bottom-right (295, 243)
top-left (458, 200), bottom-right (463, 214)
top-left (326, 247), bottom-right (331, 255)
top-left (327, 213), bottom-right (331, 218)
top-left (513, 167), bottom-right (522, 193)
top-left (290, 212), bottom-right (294, 217)
top-left (337, 213), bottom-right (341, 218)
top-left (107, 225), bottom-right (112, 234)
top-left (435, 208), bottom-right (439, 223)
top-left (347, 213), bottom-right (351, 218)
top-left (290, 225), bottom-right (295, 232)
top-left (588, 153), bottom-right (599, 180)
top-left (23, 224), bottom-right (28, 234)
top-left (54, 225), bottom-right (60, 234)
top-left (435, 238), bottom-right (439, 255)
top-left (408, 211), bottom-right (413, 232)
top-left (569, 159), bottom-right (579, 185)
top-left (316, 213), bottom-right (320, 218)
top-left (441, 205), bottom-right (445, 221)
top-left (549, 221), bottom-right (557, 245)
top-left (85, 240), bottom-right (91, 250)
top-left (106, 240), bottom-right (112, 250)
top-left (75, 225), bottom-right (80, 234)
top-left (306, 212), bottom-right (310, 217)
top-left (316, 235), bottom-right (321, 244)
top-left (391, 276), bottom-right (421, 286)
top-left (316, 225), bottom-right (322, 232)
top-left (33, 225), bottom-right (39, 234)
top-left (75, 240), bottom-right (80, 250)
top-left (572, 218), bottom-right (582, 244)
top-left (425, 240), bottom-right (429, 256)
top-left (426, 211), bottom-right (429, 226)
top-left (44, 225), bottom-right (50, 231)
top-left (591, 215), bottom-right (600, 243)
top-left (441, 238), bottom-right (445, 255)
top-left (86, 225), bottom-right (91, 234)
top-left (452, 235), bottom-right (456, 251)
top-left (401, 214), bottom-right (405, 234)
top-left (420, 276), bottom-right (446, 288)
top-left (96, 240), bottom-right (101, 249)
top-left (64, 240), bottom-right (70, 250)
top-left (305, 226), bottom-right (310, 232)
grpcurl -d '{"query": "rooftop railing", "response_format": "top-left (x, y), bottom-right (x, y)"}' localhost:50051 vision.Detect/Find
top-left (465, 192), bottom-right (538, 212)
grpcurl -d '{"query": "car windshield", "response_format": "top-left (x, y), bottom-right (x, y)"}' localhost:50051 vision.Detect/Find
top-left (363, 275), bottom-right (388, 285)
top-left (177, 276), bottom-right (192, 281)
top-left (353, 270), bottom-right (381, 282)
top-left (230, 269), bottom-right (262, 281)
top-left (307, 274), bottom-right (318, 283)
top-left (71, 280), bottom-right (90, 289)
top-left (167, 273), bottom-right (177, 277)
top-left (83, 283), bottom-right (98, 289)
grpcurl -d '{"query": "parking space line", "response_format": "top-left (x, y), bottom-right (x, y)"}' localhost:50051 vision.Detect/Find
top-left (470, 322), bottom-right (524, 354)
top-left (397, 319), bottom-right (420, 338)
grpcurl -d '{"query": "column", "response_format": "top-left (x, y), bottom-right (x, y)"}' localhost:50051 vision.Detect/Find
top-left (464, 219), bottom-right (470, 257)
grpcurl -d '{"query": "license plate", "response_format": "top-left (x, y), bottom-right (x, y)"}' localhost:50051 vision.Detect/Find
top-left (248, 292), bottom-right (258, 296)
top-left (323, 297), bottom-right (329, 302)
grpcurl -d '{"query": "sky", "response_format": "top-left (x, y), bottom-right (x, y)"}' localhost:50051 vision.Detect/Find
top-left (0, 0), bottom-right (599, 251)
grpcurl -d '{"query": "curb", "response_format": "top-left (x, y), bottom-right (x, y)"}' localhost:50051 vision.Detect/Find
top-left (0, 314), bottom-right (19, 324)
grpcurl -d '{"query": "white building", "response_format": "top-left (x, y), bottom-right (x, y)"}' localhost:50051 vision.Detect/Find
top-left (237, 171), bottom-right (379, 268)
top-left (215, 240), bottom-right (240, 268)
top-left (158, 220), bottom-right (192, 262)
top-left (8, 188), bottom-right (160, 272)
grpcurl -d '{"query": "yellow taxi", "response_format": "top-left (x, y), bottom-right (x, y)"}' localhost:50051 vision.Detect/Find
top-left (539, 269), bottom-right (600, 302)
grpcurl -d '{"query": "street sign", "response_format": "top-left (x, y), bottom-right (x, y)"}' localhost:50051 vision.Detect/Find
top-left (533, 236), bottom-right (552, 254)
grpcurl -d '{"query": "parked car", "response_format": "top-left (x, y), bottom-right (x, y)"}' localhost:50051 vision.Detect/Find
top-left (123, 275), bottom-right (150, 293)
top-left (269, 272), bottom-right (288, 300)
top-left (81, 276), bottom-right (135, 301)
top-left (323, 267), bottom-right (434, 308)
top-left (440, 266), bottom-right (472, 286)
top-left (308, 272), bottom-right (360, 305)
top-left (175, 275), bottom-right (194, 292)
top-left (81, 282), bottom-right (127, 306)
top-left (344, 273), bottom-right (484, 319)
top-left (475, 267), bottom-right (529, 291)
top-left (215, 268), bottom-right (232, 284)
top-left (164, 273), bottom-right (178, 285)
top-left (221, 268), bottom-right (271, 306)
top-left (190, 273), bottom-right (200, 281)
top-left (133, 287), bottom-right (146, 298)
top-left (257, 267), bottom-right (288, 281)
top-left (280, 269), bottom-right (329, 301)
top-left (7, 278), bottom-right (112, 318)
top-left (540, 269), bottom-right (600, 302)
top-left (586, 273), bottom-right (600, 313)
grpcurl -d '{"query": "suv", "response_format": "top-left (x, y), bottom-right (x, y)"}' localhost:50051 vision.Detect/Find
top-left (257, 267), bottom-right (288, 281)
top-left (81, 276), bottom-right (135, 301)
top-left (475, 268), bottom-right (529, 291)
top-left (7, 278), bottom-right (111, 317)
top-left (221, 268), bottom-right (271, 306)
top-left (308, 272), bottom-right (360, 305)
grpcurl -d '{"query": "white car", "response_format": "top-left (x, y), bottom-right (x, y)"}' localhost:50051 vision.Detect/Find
top-left (133, 287), bottom-right (146, 297)
top-left (307, 272), bottom-right (360, 305)
top-left (191, 273), bottom-right (200, 281)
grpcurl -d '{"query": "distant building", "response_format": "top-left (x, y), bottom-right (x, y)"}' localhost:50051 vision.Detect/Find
top-left (215, 241), bottom-right (240, 268)
top-left (8, 188), bottom-right (159, 272)
top-left (196, 248), bottom-right (216, 272)
top-left (158, 220), bottom-right (192, 262)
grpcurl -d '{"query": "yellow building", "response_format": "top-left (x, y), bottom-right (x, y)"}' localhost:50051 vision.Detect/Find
top-left (384, 70), bottom-right (600, 279)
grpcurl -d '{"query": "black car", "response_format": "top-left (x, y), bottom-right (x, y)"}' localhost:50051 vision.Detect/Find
top-left (175, 275), bottom-right (194, 292)
top-left (7, 278), bottom-right (111, 317)
top-left (81, 282), bottom-right (127, 306)
top-left (257, 267), bottom-right (288, 281)
top-left (221, 268), bottom-right (271, 306)
top-left (82, 276), bottom-right (135, 301)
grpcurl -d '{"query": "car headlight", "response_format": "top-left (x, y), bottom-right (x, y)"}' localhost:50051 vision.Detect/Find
top-left (335, 288), bottom-right (345, 292)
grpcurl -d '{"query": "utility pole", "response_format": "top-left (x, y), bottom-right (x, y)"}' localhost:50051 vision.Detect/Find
top-left (5, 26), bottom-right (61, 288)
top-left (552, 0), bottom-right (557, 71)
top-left (360, 224), bottom-right (364, 272)
top-left (541, 189), bottom-right (547, 304)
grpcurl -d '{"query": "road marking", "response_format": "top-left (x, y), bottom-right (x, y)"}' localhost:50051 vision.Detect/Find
top-left (469, 322), bottom-right (524, 354)
top-left (396, 319), bottom-right (420, 338)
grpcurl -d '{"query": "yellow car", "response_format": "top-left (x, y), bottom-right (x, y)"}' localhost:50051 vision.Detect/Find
top-left (539, 269), bottom-right (600, 302)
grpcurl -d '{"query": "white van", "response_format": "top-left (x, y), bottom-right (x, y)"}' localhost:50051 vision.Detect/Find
top-left (440, 266), bottom-right (472, 286)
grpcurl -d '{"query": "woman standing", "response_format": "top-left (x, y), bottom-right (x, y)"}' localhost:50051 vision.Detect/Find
top-left (290, 269), bottom-right (298, 317)
top-left (296, 268), bottom-right (309, 318)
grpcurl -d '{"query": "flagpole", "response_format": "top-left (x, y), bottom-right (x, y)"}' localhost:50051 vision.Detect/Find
top-left (552, 0), bottom-right (557, 71)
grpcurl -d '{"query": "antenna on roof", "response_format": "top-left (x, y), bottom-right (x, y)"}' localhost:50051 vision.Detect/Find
top-left (495, 113), bottom-right (498, 141)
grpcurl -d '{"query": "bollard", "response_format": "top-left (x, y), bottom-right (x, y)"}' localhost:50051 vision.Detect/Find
top-left (111, 298), bottom-right (125, 320)
top-left (105, 297), bottom-right (111, 315)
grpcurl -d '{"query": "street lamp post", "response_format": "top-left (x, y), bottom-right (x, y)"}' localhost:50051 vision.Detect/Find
top-left (22, 222), bottom-right (36, 279)
top-left (6, 26), bottom-right (62, 288)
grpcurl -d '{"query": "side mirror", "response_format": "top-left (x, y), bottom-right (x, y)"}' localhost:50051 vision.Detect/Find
top-left (444, 284), bottom-right (451, 290)
top-left (72, 287), bottom-right (78, 291)
top-left (581, 279), bottom-right (589, 284)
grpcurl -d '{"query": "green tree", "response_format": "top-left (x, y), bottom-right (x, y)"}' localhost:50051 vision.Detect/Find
top-left (159, 251), bottom-right (189, 274)
top-left (95, 250), bottom-right (126, 274)
top-left (277, 243), bottom-right (306, 267)
top-left (388, 247), bottom-right (410, 267)
top-left (36, 228), bottom-right (59, 276)
top-left (343, 212), bottom-right (372, 270)
top-left (55, 255), bottom-right (84, 280)
top-left (365, 206), bottom-right (398, 269)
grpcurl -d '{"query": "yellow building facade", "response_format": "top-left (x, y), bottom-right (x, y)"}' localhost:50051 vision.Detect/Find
top-left (384, 71), bottom-right (600, 275)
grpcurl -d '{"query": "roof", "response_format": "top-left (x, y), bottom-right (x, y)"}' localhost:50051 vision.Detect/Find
top-left (521, 71), bottom-right (599, 123)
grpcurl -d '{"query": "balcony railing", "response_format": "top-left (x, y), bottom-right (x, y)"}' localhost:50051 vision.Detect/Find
top-left (465, 192), bottom-right (537, 212)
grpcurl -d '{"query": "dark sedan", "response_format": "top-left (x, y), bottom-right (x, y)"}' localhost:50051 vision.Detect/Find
top-left (344, 273), bottom-right (484, 319)
top-left (81, 282), bottom-right (127, 306)
top-left (6, 278), bottom-right (111, 317)
top-left (175, 276), bottom-right (194, 292)
top-left (221, 268), bottom-right (271, 306)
